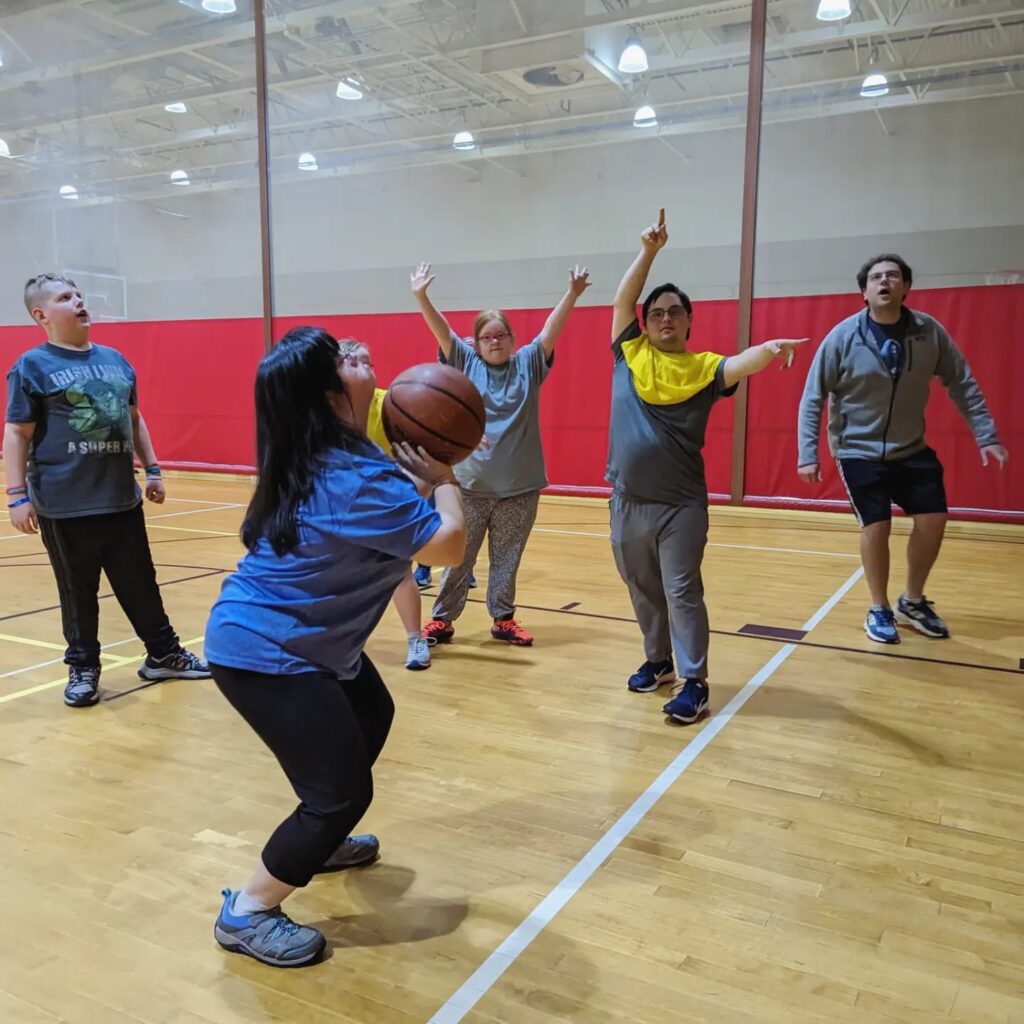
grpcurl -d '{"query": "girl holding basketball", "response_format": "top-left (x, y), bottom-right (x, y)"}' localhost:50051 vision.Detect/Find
top-left (338, 339), bottom-right (432, 671)
top-left (205, 326), bottom-right (465, 968)
top-left (410, 262), bottom-right (591, 647)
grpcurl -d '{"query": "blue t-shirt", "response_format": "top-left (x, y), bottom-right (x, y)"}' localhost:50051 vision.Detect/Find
top-left (205, 443), bottom-right (441, 680)
top-left (5, 342), bottom-right (141, 518)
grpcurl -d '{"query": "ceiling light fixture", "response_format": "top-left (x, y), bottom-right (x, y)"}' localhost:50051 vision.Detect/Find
top-left (201, 0), bottom-right (237, 13)
top-left (336, 79), bottom-right (363, 101)
top-left (860, 72), bottom-right (889, 97)
top-left (297, 151), bottom-right (318, 171)
top-left (165, 102), bottom-right (188, 114)
top-left (452, 130), bottom-right (475, 150)
top-left (0, 139), bottom-right (10, 158)
top-left (617, 35), bottom-right (649, 74)
top-left (816, 0), bottom-right (852, 21)
top-left (170, 169), bottom-right (190, 186)
top-left (59, 185), bottom-right (79, 199)
top-left (633, 104), bottom-right (658, 128)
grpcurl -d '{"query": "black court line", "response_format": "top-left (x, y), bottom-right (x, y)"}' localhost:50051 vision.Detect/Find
top-left (458, 596), bottom-right (1024, 678)
top-left (0, 569), bottom-right (227, 625)
top-left (102, 679), bottom-right (167, 703)
top-left (560, 601), bottom-right (580, 611)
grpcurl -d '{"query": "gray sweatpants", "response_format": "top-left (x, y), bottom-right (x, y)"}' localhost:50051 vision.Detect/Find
top-left (610, 494), bottom-right (710, 679)
top-left (433, 490), bottom-right (540, 623)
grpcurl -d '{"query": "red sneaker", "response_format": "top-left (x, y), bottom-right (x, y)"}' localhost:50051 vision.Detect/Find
top-left (491, 618), bottom-right (533, 646)
top-left (422, 619), bottom-right (454, 644)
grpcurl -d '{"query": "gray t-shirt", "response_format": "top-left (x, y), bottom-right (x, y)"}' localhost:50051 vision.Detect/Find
top-left (605, 320), bottom-right (737, 506)
top-left (5, 342), bottom-right (141, 518)
top-left (441, 332), bottom-right (552, 497)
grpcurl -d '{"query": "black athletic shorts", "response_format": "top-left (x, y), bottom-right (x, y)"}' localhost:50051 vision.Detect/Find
top-left (837, 446), bottom-right (948, 526)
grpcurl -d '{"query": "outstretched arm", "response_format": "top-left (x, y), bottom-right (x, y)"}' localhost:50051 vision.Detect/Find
top-left (612, 208), bottom-right (668, 341)
top-left (721, 338), bottom-right (809, 390)
top-left (539, 266), bottom-right (591, 360)
top-left (410, 263), bottom-right (455, 361)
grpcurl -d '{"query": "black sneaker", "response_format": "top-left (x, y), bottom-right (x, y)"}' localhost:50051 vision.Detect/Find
top-left (214, 890), bottom-right (325, 968)
top-left (627, 658), bottom-right (676, 693)
top-left (138, 647), bottom-right (211, 681)
top-left (662, 678), bottom-right (710, 724)
top-left (313, 834), bottom-right (380, 875)
top-left (895, 595), bottom-right (949, 638)
top-left (64, 666), bottom-right (101, 707)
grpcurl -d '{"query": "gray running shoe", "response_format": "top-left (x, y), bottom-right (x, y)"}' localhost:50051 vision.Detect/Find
top-left (138, 647), bottom-right (211, 681)
top-left (214, 890), bottom-right (325, 968)
top-left (64, 666), bottom-right (101, 707)
top-left (406, 635), bottom-right (431, 671)
top-left (314, 834), bottom-right (380, 875)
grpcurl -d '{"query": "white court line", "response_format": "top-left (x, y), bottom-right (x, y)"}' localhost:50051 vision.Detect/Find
top-left (164, 498), bottom-right (246, 507)
top-left (533, 526), bottom-right (859, 560)
top-left (0, 635), bottom-right (140, 681)
top-left (428, 564), bottom-right (866, 1024)
top-left (0, 503), bottom-right (242, 544)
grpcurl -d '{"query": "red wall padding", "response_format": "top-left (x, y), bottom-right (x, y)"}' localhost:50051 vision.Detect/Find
top-left (746, 285), bottom-right (1022, 515)
top-left (2, 285), bottom-right (1019, 516)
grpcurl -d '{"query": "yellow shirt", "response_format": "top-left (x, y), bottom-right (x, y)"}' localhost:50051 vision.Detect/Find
top-left (620, 333), bottom-right (724, 405)
top-left (366, 388), bottom-right (391, 454)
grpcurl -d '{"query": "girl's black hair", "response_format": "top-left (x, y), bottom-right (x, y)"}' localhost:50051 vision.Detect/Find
top-left (241, 325), bottom-right (364, 555)
top-left (641, 282), bottom-right (693, 324)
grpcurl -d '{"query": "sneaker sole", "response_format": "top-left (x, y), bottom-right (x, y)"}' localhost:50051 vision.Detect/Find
top-left (214, 926), bottom-right (326, 968)
top-left (664, 699), bottom-right (709, 725)
top-left (405, 661), bottom-right (431, 671)
top-left (627, 673), bottom-right (676, 693)
top-left (894, 610), bottom-right (949, 638)
top-left (864, 625), bottom-right (901, 645)
top-left (491, 634), bottom-right (533, 646)
top-left (64, 692), bottom-right (100, 707)
top-left (137, 668), bottom-right (213, 681)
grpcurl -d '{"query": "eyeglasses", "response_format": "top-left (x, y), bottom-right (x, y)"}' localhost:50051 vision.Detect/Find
top-left (647, 306), bottom-right (688, 323)
top-left (478, 331), bottom-right (511, 343)
top-left (867, 270), bottom-right (903, 283)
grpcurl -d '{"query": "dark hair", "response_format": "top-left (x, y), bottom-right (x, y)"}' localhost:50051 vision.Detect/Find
top-left (856, 254), bottom-right (913, 291)
top-left (641, 283), bottom-right (693, 325)
top-left (241, 326), bottom-right (364, 555)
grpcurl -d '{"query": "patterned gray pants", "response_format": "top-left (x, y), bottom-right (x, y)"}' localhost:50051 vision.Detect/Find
top-left (432, 490), bottom-right (540, 622)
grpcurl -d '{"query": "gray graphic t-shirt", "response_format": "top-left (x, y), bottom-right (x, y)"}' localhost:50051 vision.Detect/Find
top-left (6, 342), bottom-right (141, 518)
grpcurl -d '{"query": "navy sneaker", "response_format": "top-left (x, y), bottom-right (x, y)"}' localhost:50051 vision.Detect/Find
top-left (314, 834), bottom-right (380, 875)
top-left (214, 890), bottom-right (325, 968)
top-left (627, 658), bottom-right (676, 693)
top-left (865, 606), bottom-right (900, 644)
top-left (662, 679), bottom-right (709, 724)
top-left (64, 666), bottom-right (101, 707)
top-left (138, 647), bottom-right (211, 681)
top-left (895, 595), bottom-right (949, 638)
top-left (413, 564), bottom-right (432, 588)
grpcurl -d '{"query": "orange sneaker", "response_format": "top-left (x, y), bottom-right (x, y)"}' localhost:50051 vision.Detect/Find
top-left (422, 619), bottom-right (454, 644)
top-left (491, 618), bottom-right (533, 646)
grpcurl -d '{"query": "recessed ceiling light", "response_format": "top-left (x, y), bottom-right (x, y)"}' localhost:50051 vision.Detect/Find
top-left (452, 130), bottom-right (475, 151)
top-left (201, 0), bottom-right (236, 13)
top-left (170, 169), bottom-right (190, 186)
top-left (336, 79), bottom-right (363, 101)
top-left (165, 102), bottom-right (188, 114)
top-left (297, 151), bottom-right (318, 171)
top-left (860, 72), bottom-right (889, 97)
top-left (59, 185), bottom-right (79, 199)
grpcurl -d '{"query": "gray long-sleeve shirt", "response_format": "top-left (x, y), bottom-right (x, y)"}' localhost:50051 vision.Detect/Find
top-left (797, 307), bottom-right (1000, 466)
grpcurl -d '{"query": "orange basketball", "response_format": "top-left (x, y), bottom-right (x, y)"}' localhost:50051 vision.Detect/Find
top-left (382, 363), bottom-right (485, 465)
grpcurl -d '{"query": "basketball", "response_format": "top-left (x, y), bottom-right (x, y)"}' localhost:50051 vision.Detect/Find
top-left (382, 363), bottom-right (485, 465)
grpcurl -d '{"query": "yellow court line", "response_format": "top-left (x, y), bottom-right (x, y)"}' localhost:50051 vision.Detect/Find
top-left (0, 635), bottom-right (206, 706)
top-left (0, 631), bottom-right (138, 666)
top-left (146, 524), bottom-right (238, 538)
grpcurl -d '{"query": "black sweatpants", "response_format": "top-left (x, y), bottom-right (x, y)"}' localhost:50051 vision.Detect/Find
top-left (210, 655), bottom-right (395, 888)
top-left (38, 503), bottom-right (180, 669)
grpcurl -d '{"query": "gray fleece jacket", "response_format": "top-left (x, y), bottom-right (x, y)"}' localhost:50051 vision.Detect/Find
top-left (797, 307), bottom-right (1000, 466)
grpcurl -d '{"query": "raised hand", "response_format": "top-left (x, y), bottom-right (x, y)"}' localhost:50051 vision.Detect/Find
top-left (568, 265), bottom-right (591, 298)
top-left (641, 208), bottom-right (668, 255)
top-left (410, 262), bottom-right (436, 298)
top-left (980, 444), bottom-right (1009, 469)
top-left (765, 337), bottom-right (810, 369)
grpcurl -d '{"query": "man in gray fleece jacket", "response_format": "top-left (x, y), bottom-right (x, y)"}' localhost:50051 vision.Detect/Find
top-left (797, 254), bottom-right (1008, 645)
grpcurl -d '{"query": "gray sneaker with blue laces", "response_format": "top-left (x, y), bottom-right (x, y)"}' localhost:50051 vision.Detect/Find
top-left (865, 606), bottom-right (900, 644)
top-left (214, 889), bottom-right (325, 968)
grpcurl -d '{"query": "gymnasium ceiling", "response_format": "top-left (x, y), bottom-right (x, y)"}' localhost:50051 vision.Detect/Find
top-left (0, 0), bottom-right (1021, 205)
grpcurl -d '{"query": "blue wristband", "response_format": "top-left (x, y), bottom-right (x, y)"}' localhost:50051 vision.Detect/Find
top-left (145, 465), bottom-right (162, 476)
top-left (7, 497), bottom-right (30, 509)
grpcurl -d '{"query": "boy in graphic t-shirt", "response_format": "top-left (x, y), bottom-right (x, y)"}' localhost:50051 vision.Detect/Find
top-left (4, 274), bottom-right (210, 707)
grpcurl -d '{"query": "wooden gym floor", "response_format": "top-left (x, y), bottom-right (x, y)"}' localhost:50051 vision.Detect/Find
top-left (1, 475), bottom-right (1022, 1024)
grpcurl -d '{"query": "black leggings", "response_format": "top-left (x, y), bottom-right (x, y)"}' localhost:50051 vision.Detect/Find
top-left (211, 655), bottom-right (395, 888)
